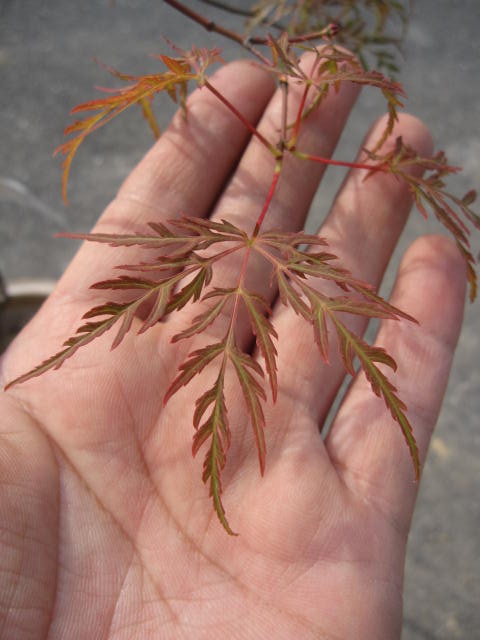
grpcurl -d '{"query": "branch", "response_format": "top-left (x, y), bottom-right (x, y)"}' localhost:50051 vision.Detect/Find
top-left (196, 0), bottom-right (287, 31)
top-left (163, 0), bottom-right (268, 62)
top-left (164, 0), bottom-right (337, 59)
top-left (252, 160), bottom-right (283, 237)
top-left (203, 79), bottom-right (280, 156)
top-left (196, 0), bottom-right (253, 17)
top-left (292, 150), bottom-right (381, 173)
top-left (248, 24), bottom-right (339, 46)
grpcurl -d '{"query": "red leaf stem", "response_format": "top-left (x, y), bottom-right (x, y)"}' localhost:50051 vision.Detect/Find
top-left (293, 150), bottom-right (382, 173)
top-left (203, 80), bottom-right (280, 157)
top-left (252, 162), bottom-right (283, 238)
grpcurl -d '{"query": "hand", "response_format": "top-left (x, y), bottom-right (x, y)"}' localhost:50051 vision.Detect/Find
top-left (0, 59), bottom-right (466, 639)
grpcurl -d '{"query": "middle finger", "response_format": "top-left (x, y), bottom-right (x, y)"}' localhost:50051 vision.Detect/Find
top-left (269, 113), bottom-right (433, 448)
top-left (170, 51), bottom-right (360, 348)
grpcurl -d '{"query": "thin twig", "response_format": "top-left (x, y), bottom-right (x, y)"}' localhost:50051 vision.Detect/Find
top-left (196, 0), bottom-right (287, 31)
top-left (163, 0), bottom-right (268, 62)
top-left (249, 24), bottom-right (339, 46)
top-left (252, 160), bottom-right (283, 238)
top-left (279, 75), bottom-right (288, 148)
top-left (293, 150), bottom-right (381, 173)
top-left (164, 0), bottom-right (336, 60)
top-left (203, 79), bottom-right (280, 157)
top-left (196, 0), bottom-right (253, 18)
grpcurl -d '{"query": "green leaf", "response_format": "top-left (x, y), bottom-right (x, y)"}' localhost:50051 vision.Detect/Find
top-left (276, 270), bottom-right (310, 319)
top-left (171, 291), bottom-right (234, 342)
top-left (139, 96), bottom-right (161, 139)
top-left (366, 138), bottom-right (480, 301)
top-left (55, 48), bottom-right (222, 202)
top-left (60, 229), bottom-right (203, 252)
top-left (229, 347), bottom-right (267, 475)
top-left (350, 284), bottom-right (417, 323)
top-left (90, 275), bottom-right (160, 290)
top-left (312, 299), bottom-right (330, 363)
top-left (167, 263), bottom-right (212, 312)
top-left (138, 284), bottom-right (173, 334)
top-left (331, 315), bottom-right (420, 479)
top-left (88, 276), bottom-right (178, 342)
top-left (163, 341), bottom-right (226, 404)
top-left (240, 288), bottom-right (278, 400)
top-left (4, 313), bottom-right (120, 390)
top-left (192, 370), bottom-right (236, 536)
top-left (172, 216), bottom-right (248, 241)
top-left (6, 275), bottom-right (180, 388)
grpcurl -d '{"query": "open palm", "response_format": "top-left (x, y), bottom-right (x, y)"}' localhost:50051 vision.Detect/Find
top-left (0, 60), bottom-right (466, 639)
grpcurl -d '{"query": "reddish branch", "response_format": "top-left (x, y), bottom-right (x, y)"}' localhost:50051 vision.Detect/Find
top-left (253, 163), bottom-right (283, 237)
top-left (197, 0), bottom-right (253, 18)
top-left (293, 150), bottom-right (380, 173)
top-left (203, 79), bottom-right (279, 156)
top-left (163, 0), bottom-right (267, 61)
top-left (164, 0), bottom-right (337, 53)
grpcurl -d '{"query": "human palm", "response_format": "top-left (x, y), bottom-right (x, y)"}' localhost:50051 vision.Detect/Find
top-left (0, 60), bottom-right (466, 639)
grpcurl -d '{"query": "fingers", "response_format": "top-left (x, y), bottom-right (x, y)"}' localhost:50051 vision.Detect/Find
top-left (56, 61), bottom-right (276, 293)
top-left (269, 113), bottom-right (433, 443)
top-left (326, 235), bottom-right (466, 532)
top-left (171, 51), bottom-right (361, 345)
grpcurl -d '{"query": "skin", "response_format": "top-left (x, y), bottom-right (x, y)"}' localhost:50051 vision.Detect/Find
top-left (0, 59), bottom-right (467, 639)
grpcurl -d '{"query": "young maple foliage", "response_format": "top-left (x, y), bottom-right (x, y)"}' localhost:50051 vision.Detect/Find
top-left (6, 0), bottom-right (479, 534)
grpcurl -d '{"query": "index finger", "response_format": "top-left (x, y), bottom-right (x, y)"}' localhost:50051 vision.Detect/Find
top-left (56, 61), bottom-right (276, 294)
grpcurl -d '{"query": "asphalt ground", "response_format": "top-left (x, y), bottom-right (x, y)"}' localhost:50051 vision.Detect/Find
top-left (1, 1), bottom-right (479, 637)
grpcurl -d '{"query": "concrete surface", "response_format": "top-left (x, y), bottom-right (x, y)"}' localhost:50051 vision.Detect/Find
top-left (0, 1), bottom-right (479, 637)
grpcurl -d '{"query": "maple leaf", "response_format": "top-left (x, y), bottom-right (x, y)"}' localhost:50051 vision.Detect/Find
top-left (192, 368), bottom-right (235, 535)
top-left (331, 315), bottom-right (419, 477)
top-left (291, 273), bottom-right (419, 473)
top-left (6, 0), bottom-right (478, 538)
top-left (256, 229), bottom-right (373, 292)
top-left (253, 227), bottom-right (420, 476)
top-left (365, 138), bottom-right (480, 300)
top-left (3, 285), bottom-right (165, 389)
top-left (239, 287), bottom-right (278, 400)
top-left (247, 0), bottom-right (408, 72)
top-left (165, 335), bottom-right (237, 534)
top-left (55, 48), bottom-right (223, 202)
top-left (166, 304), bottom-right (270, 532)
top-left (163, 332), bottom-right (269, 535)
top-left (229, 347), bottom-right (267, 476)
top-left (164, 342), bottom-right (227, 404)
top-left (7, 218), bottom-right (248, 387)
top-left (171, 288), bottom-right (236, 342)
top-left (290, 45), bottom-right (405, 149)
top-left (4, 308), bottom-right (123, 390)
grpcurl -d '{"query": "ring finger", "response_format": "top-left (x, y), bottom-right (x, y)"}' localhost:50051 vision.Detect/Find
top-left (268, 112), bottom-right (433, 451)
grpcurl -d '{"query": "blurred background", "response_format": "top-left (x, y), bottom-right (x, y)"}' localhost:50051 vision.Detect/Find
top-left (0, 1), bottom-right (479, 637)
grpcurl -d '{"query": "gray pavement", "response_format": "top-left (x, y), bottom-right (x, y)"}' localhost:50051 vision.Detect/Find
top-left (1, 1), bottom-right (479, 637)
